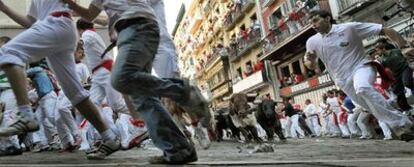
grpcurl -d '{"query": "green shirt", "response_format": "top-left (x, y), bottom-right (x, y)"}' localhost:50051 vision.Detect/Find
top-left (379, 49), bottom-right (408, 77)
top-left (0, 71), bottom-right (11, 89)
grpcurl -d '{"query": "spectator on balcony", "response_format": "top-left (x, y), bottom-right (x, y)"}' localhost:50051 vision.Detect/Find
top-left (245, 64), bottom-right (254, 77)
top-left (253, 60), bottom-right (264, 72)
top-left (293, 73), bottom-right (305, 84)
top-left (284, 76), bottom-right (293, 86)
top-left (278, 15), bottom-right (290, 38)
top-left (289, 8), bottom-right (305, 30)
top-left (250, 18), bottom-right (261, 33)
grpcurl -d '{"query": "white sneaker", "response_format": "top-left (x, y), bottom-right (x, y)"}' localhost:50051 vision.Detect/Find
top-left (0, 113), bottom-right (39, 137)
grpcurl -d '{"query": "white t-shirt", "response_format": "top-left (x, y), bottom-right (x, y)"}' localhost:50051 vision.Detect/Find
top-left (326, 97), bottom-right (341, 113)
top-left (304, 103), bottom-right (318, 116)
top-left (306, 22), bottom-right (382, 82)
top-left (91, 0), bottom-right (157, 31)
top-left (75, 63), bottom-right (90, 85)
top-left (82, 30), bottom-right (113, 70)
top-left (28, 0), bottom-right (69, 20)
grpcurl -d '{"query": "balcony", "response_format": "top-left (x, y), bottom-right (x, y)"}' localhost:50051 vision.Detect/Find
top-left (337, 0), bottom-right (376, 16)
top-left (261, 2), bottom-right (331, 61)
top-left (229, 28), bottom-right (262, 62)
top-left (224, 0), bottom-right (255, 31)
top-left (204, 47), bottom-right (224, 71)
top-left (233, 70), bottom-right (266, 94)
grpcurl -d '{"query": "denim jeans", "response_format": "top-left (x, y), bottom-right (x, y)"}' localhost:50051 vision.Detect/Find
top-left (111, 18), bottom-right (195, 161)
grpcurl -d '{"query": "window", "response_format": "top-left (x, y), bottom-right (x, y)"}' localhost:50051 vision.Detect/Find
top-left (237, 67), bottom-right (243, 78)
top-left (269, 9), bottom-right (282, 28)
top-left (292, 60), bottom-right (301, 75)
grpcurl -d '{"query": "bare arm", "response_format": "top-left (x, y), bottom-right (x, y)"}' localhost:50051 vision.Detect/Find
top-left (62, 0), bottom-right (101, 22)
top-left (304, 51), bottom-right (321, 73)
top-left (0, 1), bottom-right (35, 28)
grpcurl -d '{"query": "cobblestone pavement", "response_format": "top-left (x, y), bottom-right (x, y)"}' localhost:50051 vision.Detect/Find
top-left (0, 138), bottom-right (413, 166)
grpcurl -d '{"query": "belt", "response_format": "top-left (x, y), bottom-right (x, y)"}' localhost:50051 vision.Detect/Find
top-left (115, 17), bottom-right (153, 32)
top-left (50, 11), bottom-right (72, 19)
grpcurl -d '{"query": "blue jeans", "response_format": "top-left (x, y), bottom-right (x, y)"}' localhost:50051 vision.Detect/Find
top-left (392, 67), bottom-right (414, 111)
top-left (111, 18), bottom-right (195, 161)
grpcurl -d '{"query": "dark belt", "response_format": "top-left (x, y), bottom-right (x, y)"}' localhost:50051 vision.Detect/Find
top-left (50, 11), bottom-right (72, 19)
top-left (115, 17), bottom-right (153, 32)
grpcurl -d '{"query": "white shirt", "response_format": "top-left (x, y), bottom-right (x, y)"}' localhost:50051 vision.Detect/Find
top-left (306, 22), bottom-right (382, 82)
top-left (82, 30), bottom-right (113, 70)
top-left (91, 0), bottom-right (157, 32)
top-left (304, 103), bottom-right (318, 116)
top-left (28, 0), bottom-right (69, 20)
top-left (326, 97), bottom-right (341, 113)
top-left (75, 63), bottom-right (90, 85)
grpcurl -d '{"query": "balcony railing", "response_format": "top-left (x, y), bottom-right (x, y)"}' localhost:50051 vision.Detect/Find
top-left (229, 28), bottom-right (262, 62)
top-left (224, 0), bottom-right (255, 31)
top-left (205, 47), bottom-right (224, 70)
top-left (263, 12), bottom-right (311, 56)
top-left (337, 0), bottom-right (376, 15)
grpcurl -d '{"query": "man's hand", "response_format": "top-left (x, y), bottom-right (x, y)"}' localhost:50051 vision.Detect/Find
top-left (304, 51), bottom-right (317, 70)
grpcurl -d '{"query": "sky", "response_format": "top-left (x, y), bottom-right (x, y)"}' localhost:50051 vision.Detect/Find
top-left (164, 0), bottom-right (190, 35)
top-left (164, 0), bottom-right (182, 35)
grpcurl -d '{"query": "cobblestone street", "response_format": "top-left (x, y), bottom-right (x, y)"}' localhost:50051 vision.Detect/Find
top-left (0, 138), bottom-right (413, 166)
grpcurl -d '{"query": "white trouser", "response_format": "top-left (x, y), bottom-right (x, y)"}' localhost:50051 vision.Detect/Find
top-left (55, 91), bottom-right (79, 145)
top-left (90, 68), bottom-right (129, 115)
top-left (151, 0), bottom-right (180, 79)
top-left (308, 116), bottom-right (321, 136)
top-left (379, 121), bottom-right (393, 139)
top-left (0, 16), bottom-right (89, 105)
top-left (327, 113), bottom-right (341, 136)
top-left (357, 111), bottom-right (374, 138)
top-left (116, 113), bottom-right (132, 147)
top-left (36, 91), bottom-right (58, 144)
top-left (335, 112), bottom-right (350, 137)
top-left (280, 118), bottom-right (289, 137)
top-left (347, 109), bottom-right (362, 135)
top-left (289, 114), bottom-right (305, 138)
top-left (0, 89), bottom-right (20, 149)
top-left (338, 65), bottom-right (413, 136)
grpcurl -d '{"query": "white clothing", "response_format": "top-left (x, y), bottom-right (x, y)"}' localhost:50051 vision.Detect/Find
top-left (55, 91), bottom-right (79, 146)
top-left (150, 0), bottom-right (180, 78)
top-left (0, 8), bottom-right (88, 105)
top-left (306, 22), bottom-right (413, 136)
top-left (306, 22), bottom-right (382, 81)
top-left (91, 0), bottom-right (157, 32)
top-left (81, 30), bottom-right (113, 70)
top-left (75, 63), bottom-right (90, 84)
top-left (304, 103), bottom-right (321, 136)
top-left (0, 89), bottom-right (19, 149)
top-left (28, 0), bottom-right (69, 20)
top-left (289, 114), bottom-right (305, 138)
top-left (326, 97), bottom-right (341, 113)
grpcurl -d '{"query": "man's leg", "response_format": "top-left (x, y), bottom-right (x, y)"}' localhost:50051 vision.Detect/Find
top-left (111, 21), bottom-right (196, 164)
top-left (0, 65), bottom-right (39, 136)
top-left (351, 65), bottom-right (413, 140)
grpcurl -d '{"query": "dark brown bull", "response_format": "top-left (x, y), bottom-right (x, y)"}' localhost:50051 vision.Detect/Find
top-left (230, 93), bottom-right (262, 142)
